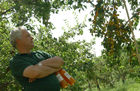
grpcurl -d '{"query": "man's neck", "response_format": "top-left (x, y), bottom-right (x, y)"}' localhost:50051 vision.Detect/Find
top-left (18, 48), bottom-right (31, 54)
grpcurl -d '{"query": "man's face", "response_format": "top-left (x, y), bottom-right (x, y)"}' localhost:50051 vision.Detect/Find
top-left (18, 29), bottom-right (34, 49)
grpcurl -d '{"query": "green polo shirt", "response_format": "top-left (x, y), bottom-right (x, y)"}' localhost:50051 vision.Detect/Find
top-left (10, 51), bottom-right (60, 91)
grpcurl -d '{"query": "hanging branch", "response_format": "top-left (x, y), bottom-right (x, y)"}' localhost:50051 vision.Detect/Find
top-left (124, 12), bottom-right (140, 27)
top-left (122, 0), bottom-right (140, 64)
top-left (0, 6), bottom-right (16, 16)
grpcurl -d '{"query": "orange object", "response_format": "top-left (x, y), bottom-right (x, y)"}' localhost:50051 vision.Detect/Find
top-left (59, 69), bottom-right (75, 86)
top-left (55, 72), bottom-right (68, 88)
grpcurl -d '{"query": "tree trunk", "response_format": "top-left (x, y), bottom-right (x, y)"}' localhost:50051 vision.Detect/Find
top-left (95, 78), bottom-right (100, 91)
top-left (87, 79), bottom-right (92, 90)
top-left (122, 73), bottom-right (126, 84)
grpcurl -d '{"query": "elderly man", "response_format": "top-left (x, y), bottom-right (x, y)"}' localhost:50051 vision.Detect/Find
top-left (9, 27), bottom-right (64, 91)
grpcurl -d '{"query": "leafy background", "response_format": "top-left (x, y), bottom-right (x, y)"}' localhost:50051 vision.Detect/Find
top-left (0, 0), bottom-right (140, 91)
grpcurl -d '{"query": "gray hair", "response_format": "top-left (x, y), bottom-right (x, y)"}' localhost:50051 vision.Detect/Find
top-left (10, 27), bottom-right (24, 48)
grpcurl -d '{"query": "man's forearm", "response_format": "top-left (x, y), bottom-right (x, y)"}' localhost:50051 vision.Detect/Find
top-left (35, 65), bottom-right (60, 78)
top-left (40, 56), bottom-right (64, 68)
top-left (23, 64), bottom-right (61, 79)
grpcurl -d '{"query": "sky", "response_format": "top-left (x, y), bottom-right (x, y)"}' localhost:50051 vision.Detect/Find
top-left (49, 2), bottom-right (140, 57)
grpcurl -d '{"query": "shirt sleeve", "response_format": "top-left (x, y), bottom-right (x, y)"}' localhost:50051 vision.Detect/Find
top-left (37, 51), bottom-right (53, 59)
top-left (10, 59), bottom-right (32, 77)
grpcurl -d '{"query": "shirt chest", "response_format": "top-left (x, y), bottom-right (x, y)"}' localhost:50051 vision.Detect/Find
top-left (21, 53), bottom-right (47, 65)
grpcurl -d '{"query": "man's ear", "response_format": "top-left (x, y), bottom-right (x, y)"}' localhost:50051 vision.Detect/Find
top-left (16, 39), bottom-right (19, 43)
top-left (15, 39), bottom-right (20, 47)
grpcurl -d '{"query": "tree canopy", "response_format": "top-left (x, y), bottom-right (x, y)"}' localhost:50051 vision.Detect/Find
top-left (0, 0), bottom-right (140, 90)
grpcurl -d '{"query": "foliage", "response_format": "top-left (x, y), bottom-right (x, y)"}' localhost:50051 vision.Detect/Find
top-left (1, 0), bottom-right (139, 54)
top-left (0, 0), bottom-right (140, 91)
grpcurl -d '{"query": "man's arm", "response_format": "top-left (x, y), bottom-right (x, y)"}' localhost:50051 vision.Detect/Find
top-left (23, 56), bottom-right (64, 79)
top-left (40, 56), bottom-right (64, 68)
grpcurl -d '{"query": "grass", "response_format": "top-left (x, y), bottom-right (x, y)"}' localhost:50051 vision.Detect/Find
top-left (61, 78), bottom-right (140, 91)
top-left (85, 79), bottom-right (140, 91)
top-left (111, 79), bottom-right (140, 91)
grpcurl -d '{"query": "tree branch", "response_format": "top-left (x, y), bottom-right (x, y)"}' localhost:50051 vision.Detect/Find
top-left (0, 6), bottom-right (16, 16)
top-left (124, 12), bottom-right (140, 27)
top-left (88, 1), bottom-right (95, 7)
top-left (123, 0), bottom-right (140, 64)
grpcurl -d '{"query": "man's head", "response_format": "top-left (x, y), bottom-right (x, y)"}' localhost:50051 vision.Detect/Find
top-left (10, 27), bottom-right (34, 52)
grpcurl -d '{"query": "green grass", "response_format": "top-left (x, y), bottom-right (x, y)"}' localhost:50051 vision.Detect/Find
top-left (112, 79), bottom-right (140, 91)
top-left (85, 79), bottom-right (140, 91)
top-left (61, 79), bottom-right (140, 91)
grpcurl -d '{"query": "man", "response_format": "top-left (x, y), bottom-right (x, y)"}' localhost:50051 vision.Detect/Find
top-left (9, 27), bottom-right (64, 91)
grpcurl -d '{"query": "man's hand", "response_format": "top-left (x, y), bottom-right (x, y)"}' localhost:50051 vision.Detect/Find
top-left (29, 78), bottom-right (36, 83)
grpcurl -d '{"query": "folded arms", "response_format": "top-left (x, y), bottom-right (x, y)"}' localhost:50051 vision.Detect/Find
top-left (23, 56), bottom-right (64, 79)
